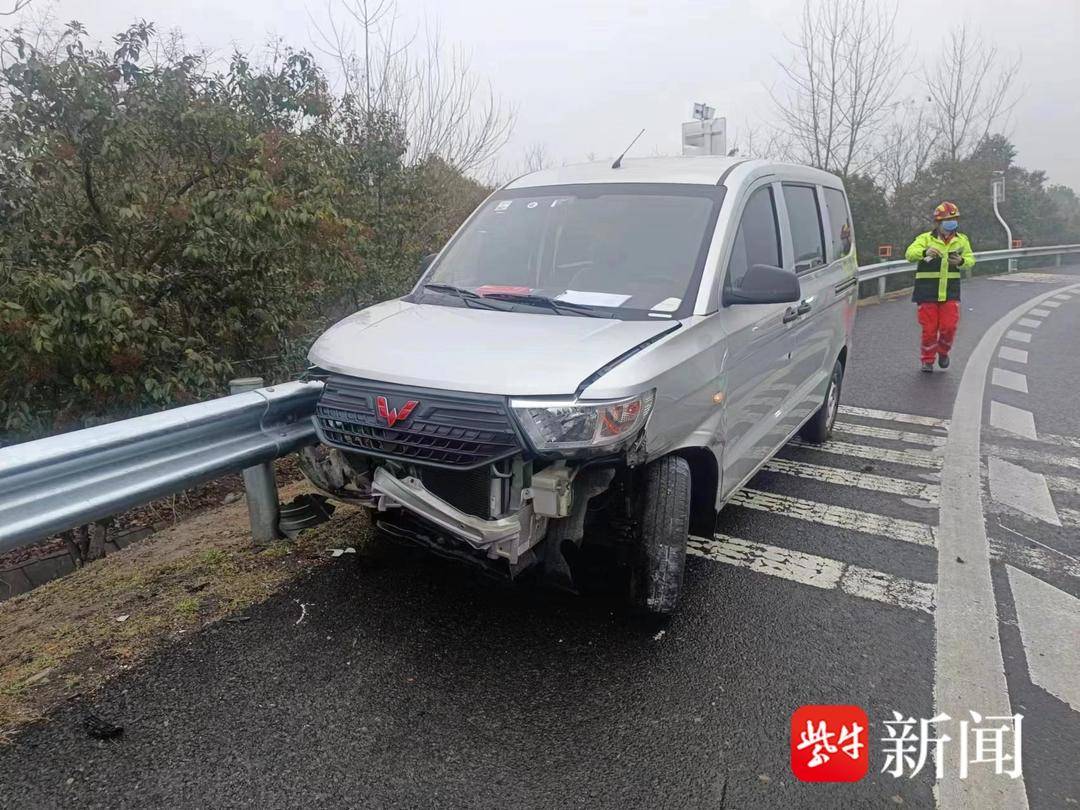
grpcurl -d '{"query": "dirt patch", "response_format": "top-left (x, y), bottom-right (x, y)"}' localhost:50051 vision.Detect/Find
top-left (0, 480), bottom-right (370, 740)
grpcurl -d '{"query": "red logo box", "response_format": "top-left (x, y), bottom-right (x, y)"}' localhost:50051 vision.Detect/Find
top-left (791, 705), bottom-right (869, 782)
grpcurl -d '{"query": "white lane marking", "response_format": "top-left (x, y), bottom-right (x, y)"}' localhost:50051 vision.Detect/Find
top-left (986, 443), bottom-right (1080, 472)
top-left (728, 489), bottom-right (936, 547)
top-left (762, 458), bottom-right (939, 503)
top-left (1053, 293), bottom-right (1074, 301)
top-left (991, 368), bottom-right (1028, 393)
top-left (1007, 565), bottom-right (1080, 711)
top-left (992, 538), bottom-right (1080, 580)
top-left (834, 421), bottom-right (946, 447)
top-left (1017, 318), bottom-right (1041, 329)
top-left (998, 346), bottom-right (1029, 364)
top-left (837, 405), bottom-right (950, 429)
top-left (1004, 330), bottom-right (1032, 344)
top-left (1029, 307), bottom-right (1052, 316)
top-left (1046, 474), bottom-right (1080, 496)
top-left (988, 456), bottom-right (1061, 526)
top-left (1041, 301), bottom-right (1062, 309)
top-left (1038, 432), bottom-right (1080, 451)
top-left (790, 438), bottom-right (943, 470)
top-left (687, 534), bottom-right (935, 614)
top-left (933, 284), bottom-right (1080, 808)
top-left (989, 401), bottom-right (1038, 440)
top-left (989, 272), bottom-right (1064, 284)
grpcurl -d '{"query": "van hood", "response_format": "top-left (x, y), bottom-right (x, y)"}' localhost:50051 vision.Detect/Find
top-left (307, 300), bottom-right (677, 396)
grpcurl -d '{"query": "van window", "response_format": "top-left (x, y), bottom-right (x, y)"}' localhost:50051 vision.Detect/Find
top-left (822, 187), bottom-right (853, 259)
top-left (783, 185), bottom-right (826, 272)
top-left (725, 186), bottom-right (781, 293)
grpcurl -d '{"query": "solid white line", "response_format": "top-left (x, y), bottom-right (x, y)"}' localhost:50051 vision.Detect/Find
top-left (762, 458), bottom-right (939, 502)
top-left (687, 534), bottom-right (935, 614)
top-left (934, 283), bottom-right (1080, 808)
top-left (837, 405), bottom-right (950, 429)
top-left (834, 421), bottom-right (947, 447)
top-left (998, 346), bottom-right (1029, 364)
top-left (988, 456), bottom-right (1061, 526)
top-left (991, 368), bottom-right (1028, 393)
top-left (1017, 318), bottom-right (1041, 329)
top-left (1041, 301), bottom-right (1062, 309)
top-left (1004, 330), bottom-right (1032, 344)
top-left (790, 438), bottom-right (943, 470)
top-left (989, 401), bottom-right (1038, 440)
top-left (729, 489), bottom-right (936, 546)
top-left (1007, 565), bottom-right (1080, 711)
top-left (1029, 307), bottom-right (1052, 316)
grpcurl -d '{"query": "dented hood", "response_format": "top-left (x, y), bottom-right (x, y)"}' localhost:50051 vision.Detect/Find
top-left (307, 299), bottom-right (676, 396)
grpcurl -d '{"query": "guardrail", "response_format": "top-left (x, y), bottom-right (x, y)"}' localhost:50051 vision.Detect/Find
top-left (0, 380), bottom-right (324, 554)
top-left (856, 243), bottom-right (1080, 295)
top-left (2, 242), bottom-right (1078, 557)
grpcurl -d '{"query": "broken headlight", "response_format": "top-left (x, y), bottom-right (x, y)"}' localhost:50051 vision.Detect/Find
top-left (510, 390), bottom-right (655, 452)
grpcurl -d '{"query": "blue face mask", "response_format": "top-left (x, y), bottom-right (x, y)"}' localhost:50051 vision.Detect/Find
top-left (941, 219), bottom-right (959, 232)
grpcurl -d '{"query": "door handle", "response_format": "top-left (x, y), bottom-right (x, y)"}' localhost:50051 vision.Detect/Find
top-left (797, 301), bottom-right (812, 315)
top-left (783, 306), bottom-right (800, 323)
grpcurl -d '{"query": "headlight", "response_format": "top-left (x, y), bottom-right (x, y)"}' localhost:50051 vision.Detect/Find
top-left (511, 390), bottom-right (655, 451)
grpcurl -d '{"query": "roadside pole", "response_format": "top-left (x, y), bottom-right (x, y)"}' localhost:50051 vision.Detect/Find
top-left (992, 173), bottom-right (1017, 273)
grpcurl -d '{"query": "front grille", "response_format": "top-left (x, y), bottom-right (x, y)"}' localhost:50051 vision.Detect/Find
top-left (315, 375), bottom-right (523, 470)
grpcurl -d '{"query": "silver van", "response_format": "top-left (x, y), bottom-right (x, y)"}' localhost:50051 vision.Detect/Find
top-left (301, 157), bottom-right (858, 614)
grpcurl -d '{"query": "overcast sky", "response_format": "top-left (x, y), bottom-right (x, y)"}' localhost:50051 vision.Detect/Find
top-left (22, 0), bottom-right (1080, 189)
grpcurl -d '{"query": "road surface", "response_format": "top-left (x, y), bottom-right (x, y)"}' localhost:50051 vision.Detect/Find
top-left (2, 268), bottom-right (1079, 809)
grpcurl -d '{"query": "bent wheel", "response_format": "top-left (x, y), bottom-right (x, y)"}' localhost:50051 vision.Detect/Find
top-left (628, 455), bottom-right (691, 616)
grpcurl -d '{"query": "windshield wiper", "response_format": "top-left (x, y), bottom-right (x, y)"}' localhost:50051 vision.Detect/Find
top-left (478, 292), bottom-right (615, 318)
top-left (422, 283), bottom-right (505, 311)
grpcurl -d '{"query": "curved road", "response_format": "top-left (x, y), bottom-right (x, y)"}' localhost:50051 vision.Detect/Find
top-left (2, 267), bottom-right (1079, 809)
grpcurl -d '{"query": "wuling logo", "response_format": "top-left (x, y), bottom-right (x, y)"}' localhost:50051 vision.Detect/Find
top-left (375, 396), bottom-right (418, 427)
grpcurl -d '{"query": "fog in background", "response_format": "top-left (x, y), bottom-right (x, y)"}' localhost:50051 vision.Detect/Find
top-left (17, 0), bottom-right (1080, 188)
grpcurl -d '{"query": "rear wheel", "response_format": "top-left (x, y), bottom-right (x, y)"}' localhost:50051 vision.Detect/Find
top-left (628, 455), bottom-right (691, 616)
top-left (800, 358), bottom-right (844, 444)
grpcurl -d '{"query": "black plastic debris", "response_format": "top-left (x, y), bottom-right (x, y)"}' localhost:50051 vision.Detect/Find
top-left (278, 493), bottom-right (335, 539)
top-left (83, 712), bottom-right (123, 740)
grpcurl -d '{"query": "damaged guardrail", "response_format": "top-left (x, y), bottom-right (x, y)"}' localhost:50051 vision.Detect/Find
top-left (857, 243), bottom-right (1080, 297)
top-left (0, 380), bottom-right (324, 554)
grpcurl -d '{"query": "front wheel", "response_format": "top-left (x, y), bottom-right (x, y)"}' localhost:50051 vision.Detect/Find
top-left (800, 358), bottom-right (844, 444)
top-left (628, 455), bottom-right (691, 616)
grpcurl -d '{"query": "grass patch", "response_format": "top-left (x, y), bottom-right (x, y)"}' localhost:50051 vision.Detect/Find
top-left (0, 481), bottom-right (370, 739)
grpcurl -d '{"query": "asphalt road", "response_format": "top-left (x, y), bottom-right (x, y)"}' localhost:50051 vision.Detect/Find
top-left (2, 267), bottom-right (1079, 809)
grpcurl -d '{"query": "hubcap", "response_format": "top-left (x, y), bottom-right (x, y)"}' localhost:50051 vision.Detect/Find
top-left (826, 370), bottom-right (840, 429)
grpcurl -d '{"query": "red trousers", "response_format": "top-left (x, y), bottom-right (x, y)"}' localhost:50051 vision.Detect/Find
top-left (918, 301), bottom-right (959, 363)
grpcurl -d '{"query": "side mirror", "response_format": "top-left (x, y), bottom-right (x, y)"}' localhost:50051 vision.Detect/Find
top-left (419, 253), bottom-right (438, 273)
top-left (723, 264), bottom-right (801, 306)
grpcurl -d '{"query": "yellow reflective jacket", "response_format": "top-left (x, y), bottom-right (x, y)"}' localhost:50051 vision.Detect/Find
top-left (904, 230), bottom-right (975, 303)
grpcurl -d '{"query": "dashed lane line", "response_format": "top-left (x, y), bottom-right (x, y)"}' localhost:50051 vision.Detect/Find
top-left (991, 538), bottom-right (1080, 580)
top-left (789, 438), bottom-right (943, 470)
top-left (834, 421), bottom-right (947, 447)
top-left (1041, 300), bottom-right (1062, 309)
top-left (991, 368), bottom-right (1028, 393)
top-left (836, 405), bottom-right (949, 429)
top-left (989, 401), bottom-right (1038, 440)
top-left (687, 534), bottom-right (936, 614)
top-left (762, 457), bottom-right (939, 503)
top-left (998, 346), bottom-right (1029, 364)
top-left (985, 443), bottom-right (1080, 473)
top-left (988, 456), bottom-right (1061, 526)
top-left (1053, 293), bottom-right (1074, 301)
top-left (1029, 307), bottom-right (1053, 316)
top-left (1004, 330), bottom-right (1032, 344)
top-left (1017, 318), bottom-right (1042, 329)
top-left (727, 489), bottom-right (937, 547)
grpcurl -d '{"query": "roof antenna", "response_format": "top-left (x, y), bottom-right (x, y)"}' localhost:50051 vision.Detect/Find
top-left (611, 128), bottom-right (645, 169)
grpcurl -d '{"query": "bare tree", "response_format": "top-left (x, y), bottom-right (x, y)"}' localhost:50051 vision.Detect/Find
top-left (772, 0), bottom-right (907, 176)
top-left (925, 25), bottom-right (1021, 161)
top-left (311, 0), bottom-right (514, 174)
top-left (730, 119), bottom-right (795, 161)
top-left (873, 98), bottom-right (939, 193)
top-left (1, 0), bottom-right (33, 17)
top-left (522, 142), bottom-right (549, 173)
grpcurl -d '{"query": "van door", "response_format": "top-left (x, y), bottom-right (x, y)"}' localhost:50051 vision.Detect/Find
top-left (776, 183), bottom-right (845, 432)
top-left (717, 182), bottom-right (794, 500)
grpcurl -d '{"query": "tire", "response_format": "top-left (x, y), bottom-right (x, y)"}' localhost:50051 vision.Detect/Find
top-left (800, 358), bottom-right (844, 444)
top-left (628, 455), bottom-right (692, 616)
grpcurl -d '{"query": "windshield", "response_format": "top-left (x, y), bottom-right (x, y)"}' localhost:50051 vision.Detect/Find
top-left (415, 183), bottom-right (724, 319)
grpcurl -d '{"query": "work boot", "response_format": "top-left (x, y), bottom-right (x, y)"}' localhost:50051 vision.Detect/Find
top-left (921, 362), bottom-right (934, 373)
top-left (938, 354), bottom-right (950, 369)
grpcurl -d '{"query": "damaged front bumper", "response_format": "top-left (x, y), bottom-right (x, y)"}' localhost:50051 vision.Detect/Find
top-left (371, 467), bottom-right (547, 566)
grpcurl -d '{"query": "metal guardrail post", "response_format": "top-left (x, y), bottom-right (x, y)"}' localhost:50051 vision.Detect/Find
top-left (1056, 254), bottom-right (1063, 267)
top-left (229, 377), bottom-right (281, 546)
top-left (877, 276), bottom-right (886, 299)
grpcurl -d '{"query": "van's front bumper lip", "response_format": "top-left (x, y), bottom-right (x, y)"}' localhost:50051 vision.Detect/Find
top-left (371, 466), bottom-right (521, 549)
